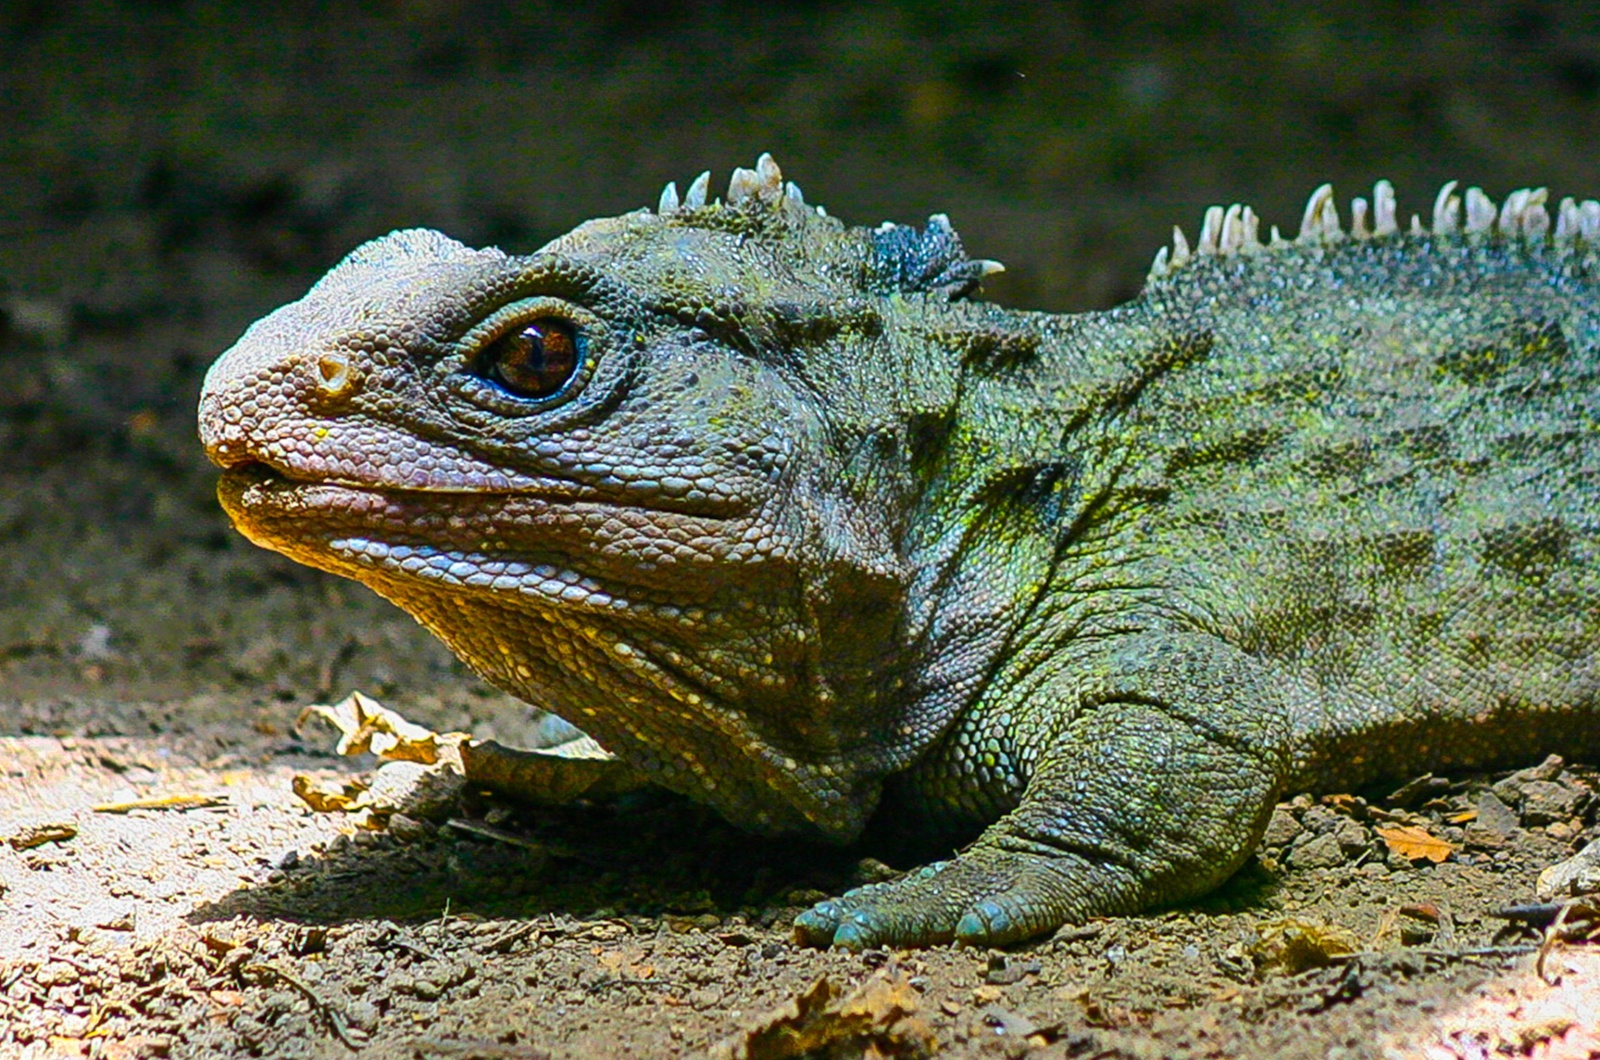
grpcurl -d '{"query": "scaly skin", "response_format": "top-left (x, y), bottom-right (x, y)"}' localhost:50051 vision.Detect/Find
top-left (199, 156), bottom-right (1600, 948)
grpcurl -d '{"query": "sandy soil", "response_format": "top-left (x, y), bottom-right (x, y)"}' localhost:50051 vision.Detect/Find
top-left (4, 3), bottom-right (1600, 1056)
top-left (4, 710), bottom-right (1598, 1058)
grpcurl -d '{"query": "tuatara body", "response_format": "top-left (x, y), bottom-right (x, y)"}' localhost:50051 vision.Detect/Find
top-left (199, 156), bottom-right (1600, 948)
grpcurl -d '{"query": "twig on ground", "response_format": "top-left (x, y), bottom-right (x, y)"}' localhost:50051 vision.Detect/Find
top-left (242, 961), bottom-right (366, 1050)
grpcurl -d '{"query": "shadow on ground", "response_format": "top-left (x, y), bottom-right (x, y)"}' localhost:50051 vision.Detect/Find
top-left (188, 790), bottom-right (872, 929)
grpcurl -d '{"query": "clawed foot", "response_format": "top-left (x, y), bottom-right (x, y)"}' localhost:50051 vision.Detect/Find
top-left (793, 849), bottom-right (1100, 950)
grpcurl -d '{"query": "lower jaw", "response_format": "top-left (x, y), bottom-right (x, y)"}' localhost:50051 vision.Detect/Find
top-left (216, 468), bottom-right (408, 576)
top-left (215, 469), bottom-right (591, 603)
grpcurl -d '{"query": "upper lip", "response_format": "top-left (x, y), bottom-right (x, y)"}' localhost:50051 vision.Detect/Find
top-left (215, 453), bottom-right (612, 501)
top-left (209, 443), bottom-right (754, 516)
top-left (207, 446), bottom-right (262, 471)
top-left (218, 459), bottom-right (280, 480)
top-left (202, 426), bottom-right (278, 471)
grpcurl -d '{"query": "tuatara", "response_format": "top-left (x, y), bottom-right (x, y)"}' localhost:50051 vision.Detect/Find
top-left (199, 155), bottom-right (1600, 948)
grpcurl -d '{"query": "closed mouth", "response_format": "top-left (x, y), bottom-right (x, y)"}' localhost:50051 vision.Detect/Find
top-left (216, 461), bottom-right (391, 521)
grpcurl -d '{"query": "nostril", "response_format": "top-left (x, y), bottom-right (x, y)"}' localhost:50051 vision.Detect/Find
top-left (317, 350), bottom-right (358, 398)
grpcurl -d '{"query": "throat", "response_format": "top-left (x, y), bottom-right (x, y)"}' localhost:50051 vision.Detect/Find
top-left (378, 579), bottom-right (910, 841)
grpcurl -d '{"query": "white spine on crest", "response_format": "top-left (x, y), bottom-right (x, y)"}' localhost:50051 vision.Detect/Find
top-left (1465, 187), bottom-right (1496, 233)
top-left (1298, 184), bottom-right (1336, 242)
top-left (1557, 197), bottom-right (1579, 240)
top-left (727, 167), bottom-right (761, 204)
top-left (1350, 197), bottom-right (1371, 240)
top-left (1218, 204), bottom-right (1243, 252)
top-left (1145, 175), bottom-right (1600, 282)
top-left (1374, 180), bottom-right (1398, 236)
top-left (642, 155), bottom-right (1600, 287)
top-left (684, 171), bottom-right (711, 209)
top-left (755, 152), bottom-right (783, 199)
top-left (1147, 245), bottom-right (1170, 282)
top-left (1170, 226), bottom-right (1192, 268)
top-left (1519, 189), bottom-right (1550, 238)
top-left (1198, 205), bottom-right (1224, 255)
top-left (1433, 181), bottom-right (1461, 234)
top-left (1581, 200), bottom-right (1600, 241)
top-left (1498, 188), bottom-right (1530, 236)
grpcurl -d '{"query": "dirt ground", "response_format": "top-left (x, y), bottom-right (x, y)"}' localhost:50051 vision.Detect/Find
top-left (4, 715), bottom-right (1600, 1059)
top-left (5, 3), bottom-right (1600, 1057)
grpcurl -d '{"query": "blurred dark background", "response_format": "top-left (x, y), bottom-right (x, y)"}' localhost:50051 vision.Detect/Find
top-left (3, 0), bottom-right (1599, 733)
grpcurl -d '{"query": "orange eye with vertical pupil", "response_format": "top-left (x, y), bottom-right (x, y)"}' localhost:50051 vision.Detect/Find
top-left (479, 318), bottom-right (580, 399)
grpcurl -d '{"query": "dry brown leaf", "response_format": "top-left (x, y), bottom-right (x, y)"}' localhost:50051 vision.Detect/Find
top-left (1323, 793), bottom-right (1362, 815)
top-left (291, 774), bottom-right (369, 813)
top-left (1538, 838), bottom-right (1600, 898)
top-left (1248, 917), bottom-right (1360, 975)
top-left (299, 693), bottom-right (641, 813)
top-left (711, 968), bottom-right (934, 1060)
top-left (1376, 823), bottom-right (1458, 863)
top-left (5, 821), bottom-right (77, 849)
top-left (596, 950), bottom-right (656, 980)
top-left (295, 690), bottom-right (465, 764)
top-left (713, 976), bottom-right (835, 1060)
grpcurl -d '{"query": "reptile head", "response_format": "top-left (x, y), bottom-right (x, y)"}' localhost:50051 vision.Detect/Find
top-left (198, 155), bottom-right (993, 839)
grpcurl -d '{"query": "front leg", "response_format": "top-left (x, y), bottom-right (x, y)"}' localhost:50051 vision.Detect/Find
top-left (794, 632), bottom-right (1297, 948)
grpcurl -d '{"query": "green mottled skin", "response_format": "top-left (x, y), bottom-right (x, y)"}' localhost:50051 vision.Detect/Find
top-left (199, 162), bottom-right (1600, 948)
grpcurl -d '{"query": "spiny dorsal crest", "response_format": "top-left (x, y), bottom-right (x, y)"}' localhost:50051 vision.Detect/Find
top-left (648, 152), bottom-right (1004, 300)
top-left (1148, 179), bottom-right (1600, 284)
top-left (654, 151), bottom-right (802, 218)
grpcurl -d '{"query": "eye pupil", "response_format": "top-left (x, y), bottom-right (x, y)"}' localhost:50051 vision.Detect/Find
top-left (481, 318), bottom-right (579, 399)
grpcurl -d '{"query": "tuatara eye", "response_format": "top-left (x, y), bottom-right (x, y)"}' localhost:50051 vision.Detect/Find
top-left (478, 318), bottom-right (580, 399)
